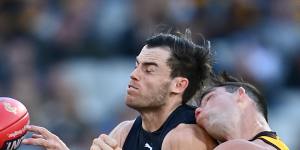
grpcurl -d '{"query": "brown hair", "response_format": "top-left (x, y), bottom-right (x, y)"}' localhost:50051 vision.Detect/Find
top-left (145, 29), bottom-right (212, 104)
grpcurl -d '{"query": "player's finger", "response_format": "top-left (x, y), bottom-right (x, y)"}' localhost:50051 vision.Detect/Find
top-left (22, 138), bottom-right (50, 147)
top-left (25, 125), bottom-right (53, 139)
top-left (93, 138), bottom-right (113, 150)
top-left (100, 134), bottom-right (118, 148)
top-left (31, 133), bottom-right (44, 139)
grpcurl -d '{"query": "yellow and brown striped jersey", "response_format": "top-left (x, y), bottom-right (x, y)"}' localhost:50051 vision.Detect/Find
top-left (250, 131), bottom-right (289, 150)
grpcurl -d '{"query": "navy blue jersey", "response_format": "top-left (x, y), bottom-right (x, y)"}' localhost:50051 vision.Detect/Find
top-left (123, 104), bottom-right (196, 150)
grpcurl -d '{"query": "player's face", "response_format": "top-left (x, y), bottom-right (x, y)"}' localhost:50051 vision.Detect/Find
top-left (126, 45), bottom-right (173, 111)
top-left (195, 87), bottom-right (240, 141)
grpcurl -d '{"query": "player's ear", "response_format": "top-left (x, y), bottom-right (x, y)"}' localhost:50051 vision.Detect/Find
top-left (236, 87), bottom-right (247, 103)
top-left (237, 87), bottom-right (246, 96)
top-left (170, 77), bottom-right (188, 94)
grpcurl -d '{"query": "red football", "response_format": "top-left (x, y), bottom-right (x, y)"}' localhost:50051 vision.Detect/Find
top-left (0, 97), bottom-right (30, 150)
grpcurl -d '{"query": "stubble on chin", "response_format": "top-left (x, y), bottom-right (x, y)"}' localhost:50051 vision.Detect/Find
top-left (125, 82), bottom-right (170, 111)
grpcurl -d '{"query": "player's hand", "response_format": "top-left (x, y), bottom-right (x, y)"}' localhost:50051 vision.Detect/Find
top-left (90, 134), bottom-right (122, 150)
top-left (22, 125), bottom-right (70, 150)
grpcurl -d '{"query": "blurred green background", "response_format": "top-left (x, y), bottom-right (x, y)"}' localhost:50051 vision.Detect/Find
top-left (0, 0), bottom-right (299, 149)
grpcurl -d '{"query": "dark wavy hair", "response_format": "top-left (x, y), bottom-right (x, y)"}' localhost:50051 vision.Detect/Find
top-left (144, 29), bottom-right (212, 104)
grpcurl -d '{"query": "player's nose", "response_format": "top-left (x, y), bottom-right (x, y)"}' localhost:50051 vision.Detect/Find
top-left (130, 67), bottom-right (140, 81)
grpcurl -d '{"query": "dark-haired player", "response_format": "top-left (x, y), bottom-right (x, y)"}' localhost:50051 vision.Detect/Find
top-left (23, 29), bottom-right (217, 150)
top-left (195, 72), bottom-right (289, 150)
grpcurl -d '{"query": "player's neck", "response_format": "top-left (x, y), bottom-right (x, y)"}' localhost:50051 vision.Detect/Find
top-left (238, 110), bottom-right (271, 140)
top-left (140, 99), bottom-right (181, 132)
top-left (222, 108), bottom-right (270, 141)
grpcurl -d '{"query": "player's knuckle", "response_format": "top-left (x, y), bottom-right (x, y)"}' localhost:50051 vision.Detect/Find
top-left (42, 140), bottom-right (50, 148)
top-left (93, 138), bottom-right (99, 144)
top-left (39, 127), bottom-right (47, 132)
top-left (99, 134), bottom-right (106, 139)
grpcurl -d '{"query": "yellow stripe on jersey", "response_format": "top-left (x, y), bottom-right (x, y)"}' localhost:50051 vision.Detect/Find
top-left (259, 135), bottom-right (289, 150)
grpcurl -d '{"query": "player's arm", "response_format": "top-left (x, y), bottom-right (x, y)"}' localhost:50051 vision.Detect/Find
top-left (214, 139), bottom-right (267, 150)
top-left (162, 124), bottom-right (217, 150)
top-left (90, 120), bottom-right (134, 150)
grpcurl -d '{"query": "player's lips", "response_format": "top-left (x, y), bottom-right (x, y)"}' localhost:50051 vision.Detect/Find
top-left (195, 109), bottom-right (201, 118)
top-left (128, 84), bottom-right (138, 89)
top-left (127, 84), bottom-right (139, 96)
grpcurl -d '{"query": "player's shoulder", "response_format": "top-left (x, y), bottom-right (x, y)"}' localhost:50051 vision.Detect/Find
top-left (168, 124), bottom-right (202, 137)
top-left (173, 123), bottom-right (203, 132)
top-left (110, 120), bottom-right (134, 136)
top-left (170, 124), bottom-right (213, 140)
top-left (162, 124), bottom-right (217, 150)
top-left (115, 120), bottom-right (135, 130)
top-left (109, 120), bottom-right (135, 147)
top-left (215, 139), bottom-right (268, 150)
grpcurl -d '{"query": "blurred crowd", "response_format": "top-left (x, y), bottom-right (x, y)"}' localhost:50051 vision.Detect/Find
top-left (0, 0), bottom-right (299, 149)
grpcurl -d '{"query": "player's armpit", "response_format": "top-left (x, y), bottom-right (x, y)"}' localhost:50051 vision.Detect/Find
top-left (108, 120), bottom-right (134, 148)
top-left (162, 124), bottom-right (217, 150)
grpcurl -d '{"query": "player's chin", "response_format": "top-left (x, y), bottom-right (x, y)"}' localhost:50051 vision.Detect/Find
top-left (126, 104), bottom-right (143, 112)
top-left (125, 95), bottom-right (137, 104)
top-left (126, 101), bottom-right (149, 112)
top-left (126, 91), bottom-right (140, 101)
top-left (125, 98), bottom-right (139, 108)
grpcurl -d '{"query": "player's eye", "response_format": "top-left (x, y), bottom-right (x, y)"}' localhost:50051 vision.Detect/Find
top-left (145, 68), bottom-right (153, 73)
top-left (207, 95), bottom-right (212, 101)
top-left (207, 93), bottom-right (215, 102)
top-left (145, 66), bottom-right (155, 73)
top-left (202, 93), bottom-right (213, 106)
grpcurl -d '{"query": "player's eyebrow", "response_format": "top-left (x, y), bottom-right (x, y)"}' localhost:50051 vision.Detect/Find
top-left (136, 58), bottom-right (159, 67)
